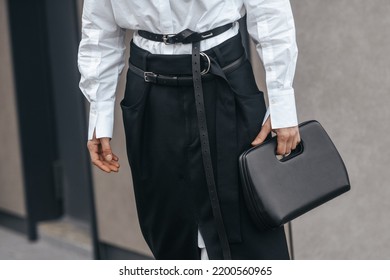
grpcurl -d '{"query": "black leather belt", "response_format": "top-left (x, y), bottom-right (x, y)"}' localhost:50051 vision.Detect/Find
top-left (137, 23), bottom-right (236, 259)
top-left (138, 22), bottom-right (234, 45)
top-left (128, 53), bottom-right (245, 86)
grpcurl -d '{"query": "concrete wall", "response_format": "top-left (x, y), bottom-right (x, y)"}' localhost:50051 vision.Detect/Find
top-left (259, 0), bottom-right (390, 259)
top-left (0, 0), bottom-right (26, 217)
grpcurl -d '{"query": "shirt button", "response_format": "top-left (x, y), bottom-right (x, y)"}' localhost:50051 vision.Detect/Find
top-left (271, 99), bottom-right (276, 104)
top-left (267, 66), bottom-right (272, 71)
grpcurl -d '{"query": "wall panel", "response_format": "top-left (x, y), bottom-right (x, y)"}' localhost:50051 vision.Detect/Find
top-left (0, 0), bottom-right (26, 217)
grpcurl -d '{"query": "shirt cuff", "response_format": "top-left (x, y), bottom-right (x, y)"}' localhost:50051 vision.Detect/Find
top-left (268, 90), bottom-right (298, 129)
top-left (87, 100), bottom-right (115, 140)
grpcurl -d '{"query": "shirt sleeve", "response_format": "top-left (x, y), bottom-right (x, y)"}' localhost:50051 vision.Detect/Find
top-left (77, 0), bottom-right (126, 140)
top-left (244, 0), bottom-right (298, 129)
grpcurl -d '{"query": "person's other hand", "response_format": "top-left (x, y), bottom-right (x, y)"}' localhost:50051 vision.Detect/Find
top-left (251, 116), bottom-right (300, 156)
top-left (87, 132), bottom-right (120, 173)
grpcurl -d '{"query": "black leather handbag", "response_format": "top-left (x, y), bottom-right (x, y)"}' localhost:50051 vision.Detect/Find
top-left (238, 120), bottom-right (350, 230)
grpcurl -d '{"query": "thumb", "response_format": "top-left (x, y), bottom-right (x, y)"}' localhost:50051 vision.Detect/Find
top-left (251, 119), bottom-right (272, 146)
top-left (100, 137), bottom-right (113, 162)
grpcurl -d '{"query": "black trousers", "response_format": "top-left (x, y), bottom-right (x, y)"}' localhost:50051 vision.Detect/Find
top-left (120, 32), bottom-right (290, 260)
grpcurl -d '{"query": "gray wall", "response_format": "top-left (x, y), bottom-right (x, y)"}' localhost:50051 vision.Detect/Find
top-left (281, 0), bottom-right (389, 259)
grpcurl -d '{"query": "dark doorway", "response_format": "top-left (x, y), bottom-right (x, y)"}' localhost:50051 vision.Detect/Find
top-left (7, 0), bottom-right (99, 258)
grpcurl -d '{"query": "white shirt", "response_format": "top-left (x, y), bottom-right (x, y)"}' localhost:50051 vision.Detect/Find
top-left (78, 0), bottom-right (298, 141)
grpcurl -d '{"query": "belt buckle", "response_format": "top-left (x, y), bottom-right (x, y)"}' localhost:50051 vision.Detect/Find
top-left (144, 72), bottom-right (157, 83)
top-left (200, 52), bottom-right (211, 75)
top-left (162, 34), bottom-right (175, 45)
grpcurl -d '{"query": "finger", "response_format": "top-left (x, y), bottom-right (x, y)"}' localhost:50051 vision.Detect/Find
top-left (89, 147), bottom-right (112, 173)
top-left (291, 129), bottom-right (301, 150)
top-left (100, 138), bottom-right (113, 162)
top-left (88, 143), bottom-right (106, 166)
top-left (101, 158), bottom-right (120, 172)
top-left (87, 140), bottom-right (100, 154)
top-left (251, 126), bottom-right (270, 146)
top-left (297, 132), bottom-right (301, 145)
top-left (112, 153), bottom-right (119, 162)
top-left (101, 161), bottom-right (119, 172)
top-left (92, 157), bottom-right (112, 173)
top-left (98, 154), bottom-right (119, 172)
top-left (291, 141), bottom-right (297, 151)
top-left (251, 119), bottom-right (271, 146)
top-left (291, 135), bottom-right (299, 150)
top-left (286, 134), bottom-right (294, 154)
top-left (87, 139), bottom-right (113, 173)
top-left (109, 160), bottom-right (120, 168)
top-left (276, 133), bottom-right (287, 155)
top-left (104, 152), bottom-right (120, 168)
top-left (100, 152), bottom-right (120, 168)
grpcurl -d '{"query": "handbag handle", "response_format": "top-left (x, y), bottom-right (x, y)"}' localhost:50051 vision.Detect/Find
top-left (278, 140), bottom-right (304, 162)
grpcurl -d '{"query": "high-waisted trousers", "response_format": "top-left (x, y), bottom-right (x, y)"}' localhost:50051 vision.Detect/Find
top-left (120, 32), bottom-right (290, 260)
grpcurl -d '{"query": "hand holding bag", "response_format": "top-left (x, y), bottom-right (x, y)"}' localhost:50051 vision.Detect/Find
top-left (238, 120), bottom-right (351, 230)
